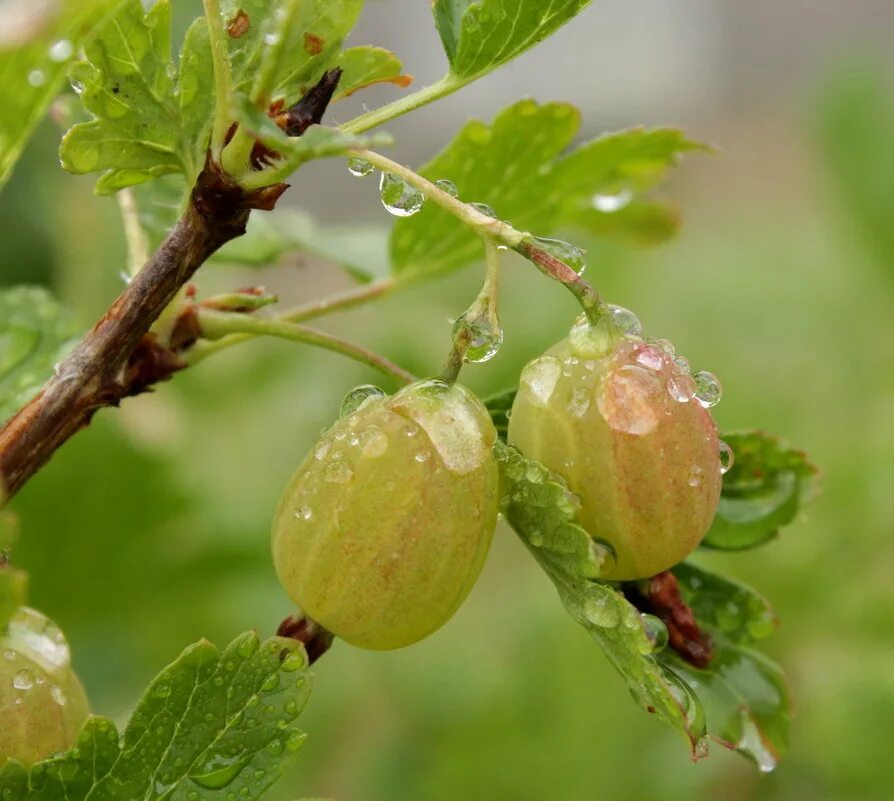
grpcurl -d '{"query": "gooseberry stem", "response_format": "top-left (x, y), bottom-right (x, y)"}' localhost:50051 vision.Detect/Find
top-left (192, 309), bottom-right (416, 385)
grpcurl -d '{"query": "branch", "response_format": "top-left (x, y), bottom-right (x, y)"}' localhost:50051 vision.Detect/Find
top-left (0, 161), bottom-right (286, 503)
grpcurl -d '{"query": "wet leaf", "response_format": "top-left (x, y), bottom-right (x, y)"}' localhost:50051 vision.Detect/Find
top-left (391, 99), bottom-right (703, 276)
top-left (0, 632), bottom-right (313, 799)
top-left (433, 0), bottom-right (591, 80)
top-left (0, 0), bottom-right (123, 190)
top-left (0, 286), bottom-right (78, 426)
top-left (703, 430), bottom-right (818, 551)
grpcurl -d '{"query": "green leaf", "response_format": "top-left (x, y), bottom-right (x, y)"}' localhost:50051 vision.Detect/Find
top-left (59, 0), bottom-right (214, 193)
top-left (483, 388), bottom-right (516, 440)
top-left (495, 441), bottom-right (707, 755)
top-left (333, 46), bottom-right (411, 100)
top-left (703, 431), bottom-right (818, 551)
top-left (215, 208), bottom-right (391, 281)
top-left (0, 0), bottom-right (123, 190)
top-left (391, 99), bottom-right (703, 276)
top-left (222, 0), bottom-right (363, 101)
top-left (0, 286), bottom-right (78, 426)
top-left (433, 0), bottom-right (591, 80)
top-left (569, 200), bottom-right (681, 246)
top-left (3, 632), bottom-right (313, 799)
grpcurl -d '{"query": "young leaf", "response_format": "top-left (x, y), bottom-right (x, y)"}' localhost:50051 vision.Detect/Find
top-left (0, 286), bottom-right (78, 426)
top-left (0, 631), bottom-right (313, 799)
top-left (702, 431), bottom-right (818, 551)
top-left (333, 46), bottom-right (411, 100)
top-left (221, 0), bottom-right (364, 101)
top-left (391, 100), bottom-right (703, 276)
top-left (433, 0), bottom-right (591, 80)
top-left (0, 0), bottom-right (122, 190)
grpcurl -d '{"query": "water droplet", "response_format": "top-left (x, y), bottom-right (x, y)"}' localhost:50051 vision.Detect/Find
top-left (567, 386), bottom-right (591, 417)
top-left (597, 365), bottom-right (660, 435)
top-left (634, 344), bottom-right (666, 372)
top-left (285, 731), bottom-right (306, 752)
top-left (340, 384), bottom-right (386, 417)
top-left (667, 373), bottom-right (696, 403)
top-left (469, 201), bottom-right (496, 218)
top-left (719, 441), bottom-right (735, 475)
top-left (414, 451), bottom-right (429, 463)
top-left (346, 155), bottom-right (374, 177)
top-left (737, 715), bottom-right (777, 772)
top-left (50, 684), bottom-right (67, 705)
top-left (323, 460), bottom-right (353, 484)
top-left (190, 753), bottom-right (249, 790)
top-left (48, 39), bottom-right (73, 62)
top-left (314, 438), bottom-right (331, 460)
top-left (639, 614), bottom-right (669, 653)
top-left (6, 608), bottom-right (70, 671)
top-left (583, 593), bottom-right (620, 628)
top-left (28, 70), bottom-right (46, 87)
top-left (281, 649), bottom-right (306, 672)
top-left (528, 529), bottom-right (544, 547)
top-left (263, 32), bottom-right (280, 45)
top-left (379, 172), bottom-right (424, 217)
top-left (266, 739), bottom-right (284, 755)
top-left (434, 178), bottom-right (458, 197)
top-left (592, 189), bottom-right (632, 213)
top-left (520, 356), bottom-right (561, 405)
top-left (154, 682), bottom-right (171, 698)
top-left (359, 426), bottom-right (388, 458)
top-left (13, 669), bottom-right (34, 690)
top-left (693, 370), bottom-right (722, 408)
top-left (3, 649), bottom-right (15, 661)
top-left (530, 236), bottom-right (586, 275)
top-left (70, 77), bottom-right (85, 95)
top-left (688, 464), bottom-right (704, 488)
top-left (294, 506), bottom-right (313, 521)
top-left (674, 356), bottom-right (691, 374)
top-left (568, 314), bottom-right (617, 359)
top-left (608, 304), bottom-right (643, 339)
top-left (453, 311), bottom-right (503, 363)
top-left (236, 636), bottom-right (256, 659)
top-left (261, 674), bottom-right (279, 692)
top-left (651, 338), bottom-right (676, 359)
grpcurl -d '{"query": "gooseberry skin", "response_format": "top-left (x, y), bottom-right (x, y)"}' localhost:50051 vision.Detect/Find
top-left (0, 607), bottom-right (89, 767)
top-left (508, 337), bottom-right (721, 581)
top-left (272, 380), bottom-right (499, 650)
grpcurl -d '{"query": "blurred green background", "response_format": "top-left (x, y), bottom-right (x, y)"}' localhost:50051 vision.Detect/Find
top-left (3, 1), bottom-right (894, 800)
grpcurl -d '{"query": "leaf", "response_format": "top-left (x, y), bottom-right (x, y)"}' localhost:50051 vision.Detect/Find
top-left (569, 200), bottom-right (681, 246)
top-left (391, 99), bottom-right (703, 277)
top-left (3, 631), bottom-right (313, 799)
top-left (484, 388), bottom-right (516, 440)
top-left (433, 0), bottom-right (591, 80)
top-left (0, 286), bottom-right (78, 426)
top-left (703, 431), bottom-right (818, 551)
top-left (59, 0), bottom-right (216, 193)
top-left (214, 208), bottom-right (391, 281)
top-left (333, 46), bottom-right (412, 99)
top-left (222, 0), bottom-right (363, 101)
top-left (495, 441), bottom-right (708, 755)
top-left (0, 0), bottom-right (123, 190)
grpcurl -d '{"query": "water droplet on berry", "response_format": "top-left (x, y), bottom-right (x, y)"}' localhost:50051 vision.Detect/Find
top-left (693, 370), bottom-right (722, 408)
top-left (323, 460), bottom-right (353, 484)
top-left (379, 172), bottom-right (424, 216)
top-left (294, 506), bottom-right (313, 521)
top-left (567, 386), bottom-right (591, 417)
top-left (634, 344), bottom-right (666, 372)
top-left (340, 384), bottom-right (386, 417)
top-left (359, 426), bottom-right (388, 458)
top-left (674, 356), bottom-right (691, 374)
top-left (520, 356), bottom-right (561, 405)
top-left (608, 305), bottom-right (643, 339)
top-left (667, 373), bottom-right (697, 403)
top-left (12, 669), bottom-right (34, 690)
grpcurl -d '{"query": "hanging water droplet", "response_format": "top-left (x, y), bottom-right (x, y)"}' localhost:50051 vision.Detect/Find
top-left (323, 460), bottom-right (353, 484)
top-left (294, 506), bottom-right (313, 521)
top-left (28, 70), bottom-right (46, 87)
top-left (608, 305), bottom-right (644, 339)
top-left (453, 311), bottom-right (503, 363)
top-left (469, 201), bottom-right (496, 218)
top-left (12, 669), bottom-right (34, 690)
top-left (639, 614), bottom-right (669, 653)
top-left (530, 236), bottom-right (586, 275)
top-left (592, 189), bottom-right (633, 213)
top-left (667, 373), bottom-right (697, 403)
top-left (434, 178), bottom-right (458, 197)
top-left (693, 370), bottom-right (722, 408)
top-left (48, 39), bottom-right (74, 62)
top-left (359, 426), bottom-right (388, 458)
top-left (737, 715), bottom-right (777, 772)
top-left (379, 172), bottom-right (424, 217)
top-left (70, 77), bottom-right (85, 95)
top-left (340, 384), bottom-right (386, 417)
top-left (346, 155), bottom-right (374, 177)
top-left (719, 441), bottom-right (735, 475)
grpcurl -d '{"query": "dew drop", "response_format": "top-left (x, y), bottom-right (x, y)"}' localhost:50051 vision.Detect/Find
top-left (263, 32), bottom-right (280, 45)
top-left (520, 356), bottom-right (561, 405)
top-left (48, 39), bottom-right (74, 62)
top-left (667, 373), bottom-right (696, 403)
top-left (608, 304), bottom-right (643, 339)
top-left (28, 70), bottom-right (46, 87)
top-left (633, 344), bottom-right (666, 372)
top-left (323, 460), bottom-right (353, 484)
top-left (70, 78), bottom-right (85, 95)
top-left (190, 753), bottom-right (249, 790)
top-left (737, 715), bottom-right (777, 772)
top-left (359, 426), bottom-right (388, 458)
top-left (294, 506), bottom-right (313, 521)
top-left (154, 682), bottom-right (171, 699)
top-left (719, 441), bottom-right (735, 475)
top-left (566, 386), bottom-right (591, 417)
top-left (528, 530), bottom-right (544, 547)
top-left (50, 684), bottom-right (67, 705)
top-left (453, 312), bottom-right (503, 363)
top-left (285, 731), bottom-right (306, 752)
top-left (261, 674), bottom-right (279, 692)
top-left (13, 669), bottom-right (34, 690)
top-left (379, 172), bottom-right (424, 217)
top-left (651, 338), bottom-right (676, 359)
top-left (693, 370), bottom-right (722, 408)
top-left (469, 201), bottom-right (496, 218)
top-left (597, 365), bottom-right (659, 435)
top-left (434, 178), bottom-right (458, 197)
top-left (346, 155), bottom-right (374, 177)
top-left (674, 355), bottom-right (691, 374)
top-left (592, 189), bottom-right (632, 213)
top-left (639, 614), bottom-right (669, 653)
top-left (340, 384), bottom-right (386, 417)
top-left (313, 438), bottom-right (331, 460)
top-left (688, 464), bottom-right (704, 488)
top-left (583, 594), bottom-right (620, 628)
top-left (281, 650), bottom-right (306, 672)
top-left (414, 451), bottom-right (429, 463)
top-left (266, 739), bottom-right (284, 755)
top-left (530, 236), bottom-right (586, 275)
